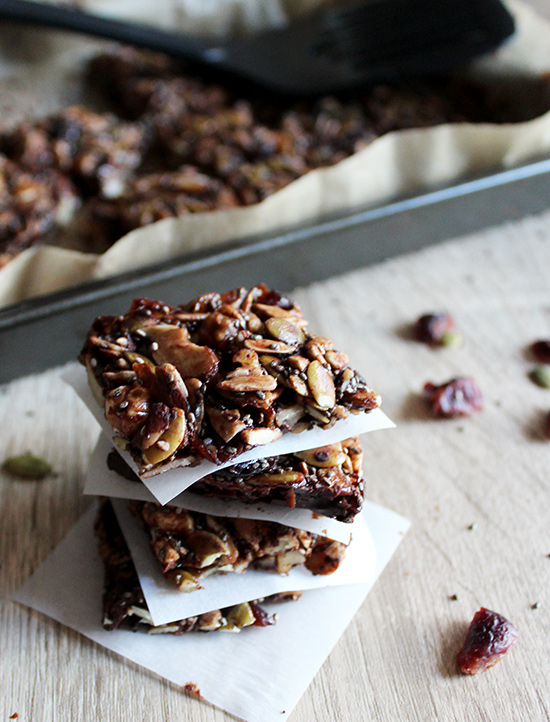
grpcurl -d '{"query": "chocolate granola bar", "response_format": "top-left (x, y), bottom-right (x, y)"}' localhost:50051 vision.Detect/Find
top-left (96, 498), bottom-right (299, 633)
top-left (130, 500), bottom-right (348, 591)
top-left (192, 437), bottom-right (364, 521)
top-left (107, 436), bottom-right (364, 522)
top-left (79, 284), bottom-right (380, 475)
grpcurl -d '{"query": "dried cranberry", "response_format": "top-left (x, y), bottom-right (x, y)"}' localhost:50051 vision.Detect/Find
top-left (414, 313), bottom-right (455, 345)
top-left (423, 377), bottom-right (483, 417)
top-left (545, 411), bottom-right (550, 440)
top-left (457, 607), bottom-right (519, 674)
top-left (249, 601), bottom-right (274, 627)
top-left (530, 340), bottom-right (550, 363)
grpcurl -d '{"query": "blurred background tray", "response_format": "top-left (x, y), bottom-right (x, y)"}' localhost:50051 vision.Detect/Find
top-left (1, 156), bottom-right (549, 383)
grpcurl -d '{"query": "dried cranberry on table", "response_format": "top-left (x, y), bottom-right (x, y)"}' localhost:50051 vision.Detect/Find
top-left (457, 607), bottom-right (519, 675)
top-left (530, 340), bottom-right (550, 364)
top-left (423, 377), bottom-right (483, 418)
top-left (413, 312), bottom-right (458, 346)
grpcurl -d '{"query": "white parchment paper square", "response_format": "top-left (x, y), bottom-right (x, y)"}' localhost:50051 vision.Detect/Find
top-left (14, 501), bottom-right (409, 722)
top-left (64, 364), bottom-right (395, 506)
top-left (112, 498), bottom-right (376, 625)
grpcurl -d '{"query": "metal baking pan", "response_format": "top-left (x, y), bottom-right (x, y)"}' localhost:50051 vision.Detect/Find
top-left (1, 156), bottom-right (550, 384)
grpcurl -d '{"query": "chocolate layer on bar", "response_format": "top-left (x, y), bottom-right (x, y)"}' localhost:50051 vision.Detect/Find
top-left (96, 498), bottom-right (299, 633)
top-left (129, 500), bottom-right (348, 591)
top-left (80, 284), bottom-right (380, 476)
top-left (107, 436), bottom-right (364, 522)
top-left (193, 437), bottom-right (364, 522)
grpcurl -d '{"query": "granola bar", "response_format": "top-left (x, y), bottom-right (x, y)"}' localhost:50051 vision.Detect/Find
top-left (1, 106), bottom-right (149, 199)
top-left (130, 500), bottom-right (348, 591)
top-left (79, 284), bottom-right (381, 475)
top-left (107, 436), bottom-right (364, 522)
top-left (96, 498), bottom-right (299, 633)
top-left (0, 154), bottom-right (79, 268)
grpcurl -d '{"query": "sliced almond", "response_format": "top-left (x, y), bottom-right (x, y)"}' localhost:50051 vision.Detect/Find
top-left (287, 374), bottom-right (309, 396)
top-left (288, 355), bottom-right (309, 372)
top-left (218, 374), bottom-right (278, 393)
top-left (325, 349), bottom-right (349, 370)
top-left (206, 406), bottom-right (247, 442)
top-left (265, 317), bottom-right (305, 346)
top-left (240, 427), bottom-right (283, 446)
top-left (244, 338), bottom-right (296, 354)
top-left (276, 404), bottom-right (305, 429)
top-left (307, 360), bottom-right (336, 409)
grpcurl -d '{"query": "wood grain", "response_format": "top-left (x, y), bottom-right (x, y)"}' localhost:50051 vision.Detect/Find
top-left (1, 208), bottom-right (550, 721)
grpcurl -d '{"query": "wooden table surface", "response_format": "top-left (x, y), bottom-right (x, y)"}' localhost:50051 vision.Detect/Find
top-left (1, 205), bottom-right (549, 721)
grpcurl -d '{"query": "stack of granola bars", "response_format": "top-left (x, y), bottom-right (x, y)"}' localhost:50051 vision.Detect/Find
top-left (72, 283), bottom-right (390, 637)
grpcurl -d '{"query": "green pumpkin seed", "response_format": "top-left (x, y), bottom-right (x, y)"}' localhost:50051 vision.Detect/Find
top-left (3, 452), bottom-right (52, 480)
top-left (529, 366), bottom-right (550, 389)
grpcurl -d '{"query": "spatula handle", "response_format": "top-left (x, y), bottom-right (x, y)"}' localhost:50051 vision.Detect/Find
top-left (0, 0), bottom-right (209, 61)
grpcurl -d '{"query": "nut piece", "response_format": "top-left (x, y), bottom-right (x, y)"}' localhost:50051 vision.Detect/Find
top-left (294, 443), bottom-right (346, 468)
top-left (142, 408), bottom-right (186, 465)
top-left (105, 384), bottom-right (150, 436)
top-left (307, 360), bottom-right (336, 409)
top-left (2, 452), bottom-right (52, 480)
top-left (265, 317), bottom-right (305, 346)
top-left (152, 328), bottom-right (219, 380)
top-left (305, 540), bottom-right (347, 575)
top-left (224, 602), bottom-right (256, 629)
top-left (457, 608), bottom-right (519, 674)
top-left (529, 366), bottom-right (550, 389)
top-left (240, 427), bottom-right (283, 446)
top-left (206, 406), bottom-right (247, 442)
top-left (244, 338), bottom-right (296, 354)
top-left (186, 530), bottom-right (231, 568)
top-left (218, 374), bottom-right (277, 393)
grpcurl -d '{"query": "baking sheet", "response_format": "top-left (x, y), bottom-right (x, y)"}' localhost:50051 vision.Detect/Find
top-left (0, 0), bottom-right (550, 309)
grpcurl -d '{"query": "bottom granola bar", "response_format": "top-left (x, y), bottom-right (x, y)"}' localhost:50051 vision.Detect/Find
top-left (130, 501), bottom-right (348, 591)
top-left (96, 498), bottom-right (300, 633)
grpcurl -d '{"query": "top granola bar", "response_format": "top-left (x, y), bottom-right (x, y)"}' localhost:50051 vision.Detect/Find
top-left (79, 284), bottom-right (380, 476)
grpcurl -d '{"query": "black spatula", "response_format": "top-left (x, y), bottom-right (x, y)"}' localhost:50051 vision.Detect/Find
top-left (0, 0), bottom-right (515, 95)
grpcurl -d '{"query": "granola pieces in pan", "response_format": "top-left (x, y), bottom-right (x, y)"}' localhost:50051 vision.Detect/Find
top-left (130, 500), bottom-right (348, 591)
top-left (96, 498), bottom-right (299, 633)
top-left (91, 164), bottom-right (239, 238)
top-left (0, 155), bottom-right (79, 268)
top-left (107, 436), bottom-right (364, 522)
top-left (1, 106), bottom-right (150, 199)
top-left (80, 284), bottom-right (381, 475)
